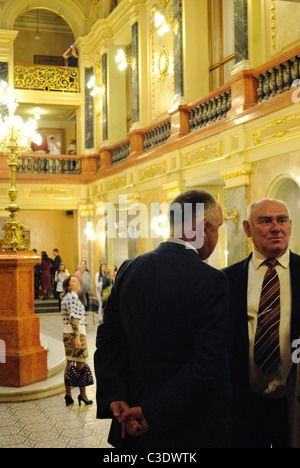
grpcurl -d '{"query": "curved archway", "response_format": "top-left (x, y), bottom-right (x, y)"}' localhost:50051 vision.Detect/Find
top-left (267, 175), bottom-right (300, 255)
top-left (3, 0), bottom-right (87, 38)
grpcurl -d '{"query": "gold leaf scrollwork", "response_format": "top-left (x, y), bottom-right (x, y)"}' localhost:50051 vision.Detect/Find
top-left (14, 64), bottom-right (79, 92)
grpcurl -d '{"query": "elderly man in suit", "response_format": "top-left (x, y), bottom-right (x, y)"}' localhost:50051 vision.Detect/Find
top-left (94, 189), bottom-right (231, 448)
top-left (223, 198), bottom-right (300, 448)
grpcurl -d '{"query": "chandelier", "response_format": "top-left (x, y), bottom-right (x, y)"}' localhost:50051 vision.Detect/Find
top-left (0, 81), bottom-right (40, 251)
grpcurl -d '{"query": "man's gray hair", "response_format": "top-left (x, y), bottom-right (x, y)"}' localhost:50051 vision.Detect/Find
top-left (168, 189), bottom-right (218, 228)
top-left (246, 198), bottom-right (291, 226)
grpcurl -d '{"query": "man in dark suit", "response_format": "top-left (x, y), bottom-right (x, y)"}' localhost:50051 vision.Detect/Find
top-left (94, 189), bottom-right (231, 448)
top-left (223, 198), bottom-right (300, 448)
top-left (52, 248), bottom-right (62, 298)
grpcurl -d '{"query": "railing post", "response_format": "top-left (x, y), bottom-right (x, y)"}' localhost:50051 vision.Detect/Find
top-left (226, 69), bottom-right (258, 116)
top-left (128, 129), bottom-right (144, 159)
top-left (99, 148), bottom-right (112, 168)
top-left (168, 104), bottom-right (190, 142)
top-left (81, 155), bottom-right (98, 175)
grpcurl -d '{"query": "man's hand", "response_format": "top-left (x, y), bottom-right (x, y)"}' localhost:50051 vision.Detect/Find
top-left (120, 406), bottom-right (150, 437)
top-left (110, 401), bottom-right (130, 438)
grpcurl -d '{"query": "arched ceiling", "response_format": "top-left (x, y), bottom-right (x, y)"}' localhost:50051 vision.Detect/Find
top-left (1, 0), bottom-right (89, 38)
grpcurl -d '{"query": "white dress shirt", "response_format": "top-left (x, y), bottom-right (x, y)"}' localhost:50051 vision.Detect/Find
top-left (247, 248), bottom-right (292, 396)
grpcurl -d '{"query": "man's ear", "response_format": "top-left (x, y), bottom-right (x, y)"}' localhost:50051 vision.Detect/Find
top-left (204, 220), bottom-right (210, 232)
top-left (243, 220), bottom-right (252, 238)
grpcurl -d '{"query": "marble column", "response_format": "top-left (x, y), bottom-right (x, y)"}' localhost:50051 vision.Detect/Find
top-left (173, 0), bottom-right (184, 101)
top-left (227, 1), bottom-right (257, 115)
top-left (101, 54), bottom-right (108, 141)
top-left (234, 0), bottom-right (248, 64)
top-left (0, 252), bottom-right (47, 387)
top-left (85, 67), bottom-right (94, 149)
top-left (131, 22), bottom-right (139, 124)
top-left (221, 167), bottom-right (251, 266)
top-left (0, 62), bottom-right (8, 118)
top-left (225, 186), bottom-right (250, 265)
top-left (79, 205), bottom-right (95, 277)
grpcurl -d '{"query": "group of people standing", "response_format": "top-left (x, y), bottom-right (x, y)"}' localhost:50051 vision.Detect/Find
top-left (93, 189), bottom-right (300, 449)
top-left (34, 248), bottom-right (65, 300)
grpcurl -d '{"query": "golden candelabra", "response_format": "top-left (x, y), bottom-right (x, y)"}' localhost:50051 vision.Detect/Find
top-left (0, 132), bottom-right (30, 251)
top-left (0, 83), bottom-right (39, 251)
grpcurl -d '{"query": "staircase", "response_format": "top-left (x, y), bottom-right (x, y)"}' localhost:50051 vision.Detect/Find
top-left (35, 298), bottom-right (60, 314)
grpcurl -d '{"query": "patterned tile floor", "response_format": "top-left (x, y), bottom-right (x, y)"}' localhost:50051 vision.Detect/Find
top-left (0, 312), bottom-right (112, 448)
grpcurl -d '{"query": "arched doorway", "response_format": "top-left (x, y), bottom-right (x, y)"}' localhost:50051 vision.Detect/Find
top-left (267, 175), bottom-right (300, 255)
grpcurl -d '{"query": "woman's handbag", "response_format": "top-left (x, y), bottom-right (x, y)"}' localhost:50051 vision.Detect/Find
top-left (65, 362), bottom-right (94, 388)
top-left (65, 363), bottom-right (81, 387)
top-left (65, 347), bottom-right (94, 388)
top-left (78, 363), bottom-right (94, 387)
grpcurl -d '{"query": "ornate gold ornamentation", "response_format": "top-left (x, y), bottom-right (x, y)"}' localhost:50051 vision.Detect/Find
top-left (252, 114), bottom-right (300, 145)
top-left (23, 187), bottom-right (73, 199)
top-left (14, 64), bottom-right (79, 92)
top-left (271, 0), bottom-right (276, 51)
top-left (221, 170), bottom-right (251, 180)
top-left (158, 47), bottom-right (170, 81)
top-left (185, 141), bottom-right (223, 167)
top-left (224, 208), bottom-right (239, 227)
top-left (140, 163), bottom-right (166, 181)
top-left (107, 177), bottom-right (127, 192)
top-left (0, 140), bottom-right (30, 251)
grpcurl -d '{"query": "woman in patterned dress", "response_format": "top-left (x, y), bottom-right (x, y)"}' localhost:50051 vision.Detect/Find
top-left (60, 275), bottom-right (93, 407)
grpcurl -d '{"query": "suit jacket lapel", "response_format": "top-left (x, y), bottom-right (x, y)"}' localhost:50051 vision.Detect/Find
top-left (290, 252), bottom-right (300, 343)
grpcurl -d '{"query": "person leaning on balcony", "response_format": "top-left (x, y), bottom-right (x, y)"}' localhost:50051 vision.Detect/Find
top-left (31, 128), bottom-right (49, 154)
top-left (63, 44), bottom-right (79, 67)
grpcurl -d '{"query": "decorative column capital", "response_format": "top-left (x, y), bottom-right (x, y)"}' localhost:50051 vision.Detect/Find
top-left (220, 163), bottom-right (251, 189)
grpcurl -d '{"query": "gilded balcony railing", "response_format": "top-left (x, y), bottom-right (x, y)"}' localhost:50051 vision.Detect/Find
top-left (14, 64), bottom-right (79, 92)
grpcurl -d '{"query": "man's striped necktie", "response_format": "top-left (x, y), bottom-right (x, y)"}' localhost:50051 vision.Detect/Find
top-left (254, 258), bottom-right (281, 376)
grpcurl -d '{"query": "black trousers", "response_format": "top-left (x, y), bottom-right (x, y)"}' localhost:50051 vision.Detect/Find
top-left (246, 393), bottom-right (290, 448)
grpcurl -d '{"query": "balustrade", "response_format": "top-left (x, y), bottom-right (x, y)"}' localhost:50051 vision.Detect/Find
top-left (112, 141), bottom-right (130, 165)
top-left (17, 156), bottom-right (81, 175)
top-left (256, 55), bottom-right (300, 102)
top-left (143, 121), bottom-right (171, 151)
top-left (7, 47), bottom-right (300, 180)
top-left (189, 90), bottom-right (231, 132)
top-left (14, 63), bottom-right (79, 92)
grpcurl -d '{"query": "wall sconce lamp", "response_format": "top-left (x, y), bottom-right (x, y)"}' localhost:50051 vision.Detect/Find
top-left (87, 76), bottom-right (105, 97)
top-left (84, 221), bottom-right (97, 240)
top-left (154, 11), bottom-right (171, 35)
top-left (32, 107), bottom-right (41, 121)
top-left (151, 2), bottom-right (179, 36)
top-left (115, 49), bottom-right (136, 71)
top-left (224, 208), bottom-right (239, 227)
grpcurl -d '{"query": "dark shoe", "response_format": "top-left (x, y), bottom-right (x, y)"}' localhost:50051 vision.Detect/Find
top-left (78, 395), bottom-right (93, 406)
top-left (64, 394), bottom-right (74, 406)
